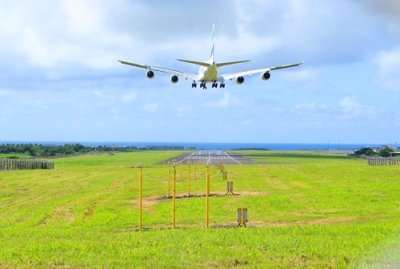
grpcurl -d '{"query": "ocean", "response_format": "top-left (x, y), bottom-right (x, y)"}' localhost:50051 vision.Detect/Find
top-left (0, 141), bottom-right (385, 150)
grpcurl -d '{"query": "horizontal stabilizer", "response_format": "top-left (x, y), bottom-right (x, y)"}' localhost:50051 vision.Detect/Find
top-left (177, 59), bottom-right (210, 67)
top-left (216, 60), bottom-right (250, 68)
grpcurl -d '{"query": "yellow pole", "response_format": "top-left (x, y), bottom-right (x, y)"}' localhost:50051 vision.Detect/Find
top-left (168, 166), bottom-right (171, 197)
top-left (138, 165), bottom-right (143, 231)
top-left (206, 165), bottom-right (210, 228)
top-left (194, 164), bottom-right (197, 180)
top-left (173, 165), bottom-right (177, 229)
top-left (188, 164), bottom-right (191, 196)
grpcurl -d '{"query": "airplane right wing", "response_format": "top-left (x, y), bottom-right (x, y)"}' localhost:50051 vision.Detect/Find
top-left (118, 60), bottom-right (199, 80)
top-left (222, 62), bottom-right (303, 80)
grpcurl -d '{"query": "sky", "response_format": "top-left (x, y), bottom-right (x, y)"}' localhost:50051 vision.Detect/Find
top-left (0, 0), bottom-right (399, 144)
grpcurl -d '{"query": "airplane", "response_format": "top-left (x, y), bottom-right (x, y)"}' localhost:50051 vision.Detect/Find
top-left (118, 25), bottom-right (303, 89)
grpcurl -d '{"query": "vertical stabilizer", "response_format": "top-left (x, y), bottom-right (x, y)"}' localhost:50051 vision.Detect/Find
top-left (210, 23), bottom-right (216, 62)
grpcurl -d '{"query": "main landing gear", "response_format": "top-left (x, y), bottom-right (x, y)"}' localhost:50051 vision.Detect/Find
top-left (192, 81), bottom-right (225, 89)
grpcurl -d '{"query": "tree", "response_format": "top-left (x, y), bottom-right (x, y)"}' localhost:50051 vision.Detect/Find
top-left (354, 147), bottom-right (376, 156)
top-left (378, 146), bottom-right (394, 157)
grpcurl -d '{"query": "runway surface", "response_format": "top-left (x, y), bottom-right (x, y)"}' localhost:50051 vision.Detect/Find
top-left (161, 150), bottom-right (254, 165)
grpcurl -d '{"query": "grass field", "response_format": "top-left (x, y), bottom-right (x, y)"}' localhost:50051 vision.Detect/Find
top-left (1, 150), bottom-right (400, 268)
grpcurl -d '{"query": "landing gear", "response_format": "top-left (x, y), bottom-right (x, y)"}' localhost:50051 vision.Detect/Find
top-left (211, 82), bottom-right (218, 88)
top-left (192, 81), bottom-right (197, 88)
top-left (200, 82), bottom-right (207, 89)
top-left (220, 83), bottom-right (225, 88)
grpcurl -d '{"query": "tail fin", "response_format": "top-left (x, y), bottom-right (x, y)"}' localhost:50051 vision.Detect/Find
top-left (210, 23), bottom-right (216, 61)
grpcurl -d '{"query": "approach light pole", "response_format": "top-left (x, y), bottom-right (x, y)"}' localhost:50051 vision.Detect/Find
top-left (172, 163), bottom-right (177, 229)
top-left (188, 162), bottom-right (191, 197)
top-left (137, 162), bottom-right (144, 231)
top-left (205, 161), bottom-right (211, 228)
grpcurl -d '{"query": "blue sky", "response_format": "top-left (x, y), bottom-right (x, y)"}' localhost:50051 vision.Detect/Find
top-left (0, 0), bottom-right (399, 143)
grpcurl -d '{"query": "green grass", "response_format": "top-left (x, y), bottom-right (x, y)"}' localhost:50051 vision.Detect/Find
top-left (1, 150), bottom-right (400, 268)
top-left (0, 153), bottom-right (29, 159)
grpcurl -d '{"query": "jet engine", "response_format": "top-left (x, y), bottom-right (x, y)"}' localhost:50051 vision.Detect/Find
top-left (236, 76), bottom-right (244, 84)
top-left (171, 75), bottom-right (179, 83)
top-left (147, 70), bottom-right (154, 79)
top-left (261, 71), bottom-right (271, 80)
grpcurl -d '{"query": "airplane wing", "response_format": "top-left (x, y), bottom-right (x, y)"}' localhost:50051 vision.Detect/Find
top-left (222, 62), bottom-right (303, 80)
top-left (118, 60), bottom-right (199, 80)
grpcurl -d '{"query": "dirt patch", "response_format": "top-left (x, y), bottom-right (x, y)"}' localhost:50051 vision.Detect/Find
top-left (267, 177), bottom-right (289, 190)
top-left (39, 206), bottom-right (75, 226)
top-left (120, 216), bottom-right (357, 231)
top-left (129, 191), bottom-right (266, 214)
top-left (249, 216), bottom-right (357, 227)
top-left (138, 191), bottom-right (266, 201)
top-left (84, 201), bottom-right (98, 219)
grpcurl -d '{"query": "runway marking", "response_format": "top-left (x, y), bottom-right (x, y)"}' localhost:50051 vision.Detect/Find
top-left (175, 152), bottom-right (196, 164)
top-left (223, 151), bottom-right (242, 165)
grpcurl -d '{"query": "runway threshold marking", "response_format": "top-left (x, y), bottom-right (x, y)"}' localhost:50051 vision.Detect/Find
top-left (223, 151), bottom-right (242, 165)
top-left (175, 152), bottom-right (196, 164)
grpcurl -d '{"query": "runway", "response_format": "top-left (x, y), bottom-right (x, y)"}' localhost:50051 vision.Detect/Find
top-left (161, 150), bottom-right (254, 165)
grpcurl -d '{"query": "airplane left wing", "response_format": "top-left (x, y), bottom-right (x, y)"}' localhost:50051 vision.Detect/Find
top-left (118, 60), bottom-right (199, 80)
top-left (222, 62), bottom-right (303, 80)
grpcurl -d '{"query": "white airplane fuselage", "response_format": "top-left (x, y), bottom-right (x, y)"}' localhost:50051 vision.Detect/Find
top-left (198, 60), bottom-right (221, 82)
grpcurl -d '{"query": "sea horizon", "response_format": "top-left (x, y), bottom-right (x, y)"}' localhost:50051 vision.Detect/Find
top-left (0, 141), bottom-right (392, 151)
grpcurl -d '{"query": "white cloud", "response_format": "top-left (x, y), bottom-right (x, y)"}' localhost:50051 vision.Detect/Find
top-left (119, 91), bottom-right (137, 104)
top-left (278, 69), bottom-right (318, 81)
top-left (143, 103), bottom-right (160, 112)
top-left (176, 106), bottom-right (193, 117)
top-left (206, 92), bottom-right (247, 108)
top-left (339, 96), bottom-right (362, 116)
top-left (92, 90), bottom-right (108, 100)
top-left (0, 1), bottom-right (139, 70)
top-left (0, 89), bottom-right (13, 97)
top-left (338, 96), bottom-right (379, 119)
top-left (375, 48), bottom-right (400, 91)
top-left (363, 0), bottom-right (400, 34)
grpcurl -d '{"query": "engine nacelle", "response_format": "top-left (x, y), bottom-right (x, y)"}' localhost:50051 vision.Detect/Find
top-left (236, 76), bottom-right (244, 84)
top-left (147, 70), bottom-right (155, 79)
top-left (261, 71), bottom-right (271, 80)
top-left (171, 75), bottom-right (179, 83)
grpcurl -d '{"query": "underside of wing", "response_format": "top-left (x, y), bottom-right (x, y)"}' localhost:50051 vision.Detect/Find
top-left (222, 62), bottom-right (303, 81)
top-left (222, 68), bottom-right (271, 81)
top-left (269, 62), bottom-right (304, 70)
top-left (118, 60), bottom-right (199, 80)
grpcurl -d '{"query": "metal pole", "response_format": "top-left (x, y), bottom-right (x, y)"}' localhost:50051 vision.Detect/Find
top-left (138, 164), bottom-right (143, 231)
top-left (173, 164), bottom-right (177, 229)
top-left (188, 164), bottom-right (191, 196)
top-left (168, 165), bottom-right (171, 197)
top-left (206, 164), bottom-right (210, 228)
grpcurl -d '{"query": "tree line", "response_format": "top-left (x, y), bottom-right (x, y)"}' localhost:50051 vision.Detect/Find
top-left (353, 146), bottom-right (397, 157)
top-left (0, 143), bottom-right (190, 157)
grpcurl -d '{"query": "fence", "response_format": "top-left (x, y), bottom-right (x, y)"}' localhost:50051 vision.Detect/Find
top-left (367, 157), bottom-right (400, 166)
top-left (0, 159), bottom-right (54, 170)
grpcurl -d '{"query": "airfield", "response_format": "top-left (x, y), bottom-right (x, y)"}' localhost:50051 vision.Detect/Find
top-left (161, 150), bottom-right (254, 165)
top-left (1, 150), bottom-right (400, 268)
